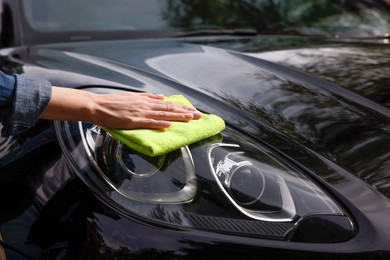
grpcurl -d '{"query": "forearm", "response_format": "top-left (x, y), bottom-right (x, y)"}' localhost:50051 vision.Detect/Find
top-left (41, 86), bottom-right (94, 122)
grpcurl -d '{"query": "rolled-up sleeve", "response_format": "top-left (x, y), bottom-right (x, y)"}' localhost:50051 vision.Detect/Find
top-left (1, 74), bottom-right (52, 137)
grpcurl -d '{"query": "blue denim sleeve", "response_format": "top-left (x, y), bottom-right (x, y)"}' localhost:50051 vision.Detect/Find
top-left (0, 71), bottom-right (15, 107)
top-left (0, 73), bottom-right (52, 137)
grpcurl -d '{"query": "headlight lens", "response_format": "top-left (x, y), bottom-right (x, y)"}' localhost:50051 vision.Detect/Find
top-left (90, 125), bottom-right (197, 204)
top-left (55, 119), bottom-right (354, 242)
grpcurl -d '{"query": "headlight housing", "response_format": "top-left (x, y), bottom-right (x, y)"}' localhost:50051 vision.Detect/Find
top-left (55, 114), bottom-right (354, 243)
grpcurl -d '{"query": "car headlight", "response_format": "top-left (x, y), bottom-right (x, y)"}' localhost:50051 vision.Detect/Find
top-left (55, 118), bottom-right (354, 243)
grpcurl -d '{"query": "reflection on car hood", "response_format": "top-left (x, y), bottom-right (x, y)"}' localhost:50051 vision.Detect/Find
top-left (14, 36), bottom-right (390, 198)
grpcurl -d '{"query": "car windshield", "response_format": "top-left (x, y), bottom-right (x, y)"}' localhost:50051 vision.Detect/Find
top-left (22, 0), bottom-right (171, 31)
top-left (22, 0), bottom-right (390, 36)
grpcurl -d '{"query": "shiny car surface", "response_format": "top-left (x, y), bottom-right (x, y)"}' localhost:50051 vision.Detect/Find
top-left (0, 0), bottom-right (390, 259)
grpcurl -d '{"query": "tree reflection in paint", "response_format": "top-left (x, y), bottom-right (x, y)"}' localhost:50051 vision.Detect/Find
top-left (163, 0), bottom-right (390, 35)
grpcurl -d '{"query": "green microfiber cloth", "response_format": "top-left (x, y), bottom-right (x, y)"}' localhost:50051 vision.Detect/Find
top-left (103, 95), bottom-right (225, 157)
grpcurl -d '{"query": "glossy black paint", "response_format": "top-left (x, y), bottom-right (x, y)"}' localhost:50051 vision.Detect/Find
top-left (8, 37), bottom-right (389, 194)
top-left (1, 1), bottom-right (390, 259)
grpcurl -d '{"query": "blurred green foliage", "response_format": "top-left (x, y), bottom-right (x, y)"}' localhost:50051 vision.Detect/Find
top-left (163, 0), bottom-right (390, 35)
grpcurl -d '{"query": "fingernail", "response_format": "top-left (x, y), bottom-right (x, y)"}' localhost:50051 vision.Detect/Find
top-left (161, 121), bottom-right (171, 127)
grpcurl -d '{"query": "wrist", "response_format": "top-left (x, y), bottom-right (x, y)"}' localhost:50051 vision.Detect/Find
top-left (42, 87), bottom-right (97, 123)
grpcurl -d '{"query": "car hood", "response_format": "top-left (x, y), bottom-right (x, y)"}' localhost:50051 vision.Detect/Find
top-left (9, 36), bottom-right (390, 200)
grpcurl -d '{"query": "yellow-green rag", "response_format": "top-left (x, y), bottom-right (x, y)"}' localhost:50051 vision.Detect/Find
top-left (103, 95), bottom-right (225, 157)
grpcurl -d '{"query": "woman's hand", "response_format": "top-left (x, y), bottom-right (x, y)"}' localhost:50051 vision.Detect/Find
top-left (42, 87), bottom-right (203, 129)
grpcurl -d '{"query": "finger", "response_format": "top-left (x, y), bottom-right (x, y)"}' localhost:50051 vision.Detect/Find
top-left (168, 103), bottom-right (198, 112)
top-left (192, 111), bottom-right (203, 119)
top-left (150, 101), bottom-right (197, 112)
top-left (168, 102), bottom-right (197, 111)
top-left (148, 102), bottom-right (203, 119)
top-left (119, 92), bottom-right (165, 101)
top-left (139, 92), bottom-right (165, 100)
top-left (150, 110), bottom-right (195, 121)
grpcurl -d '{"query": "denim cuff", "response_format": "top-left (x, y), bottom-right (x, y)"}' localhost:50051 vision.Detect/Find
top-left (2, 75), bottom-right (52, 137)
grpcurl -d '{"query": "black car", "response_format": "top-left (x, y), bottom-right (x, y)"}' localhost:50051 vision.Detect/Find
top-left (1, 0), bottom-right (390, 259)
